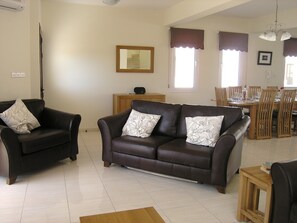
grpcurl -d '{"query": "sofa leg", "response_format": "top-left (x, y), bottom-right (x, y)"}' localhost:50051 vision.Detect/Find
top-left (197, 180), bottom-right (204, 184)
top-left (70, 155), bottom-right (77, 161)
top-left (216, 186), bottom-right (226, 194)
top-left (236, 169), bottom-right (240, 174)
top-left (104, 161), bottom-right (111, 167)
top-left (6, 177), bottom-right (16, 185)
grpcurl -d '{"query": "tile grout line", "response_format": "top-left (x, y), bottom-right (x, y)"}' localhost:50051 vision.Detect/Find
top-left (19, 180), bottom-right (29, 223)
top-left (81, 132), bottom-right (117, 213)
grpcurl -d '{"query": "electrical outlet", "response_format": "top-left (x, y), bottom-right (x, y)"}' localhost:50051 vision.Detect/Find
top-left (11, 72), bottom-right (26, 78)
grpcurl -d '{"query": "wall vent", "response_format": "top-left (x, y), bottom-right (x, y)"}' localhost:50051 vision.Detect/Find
top-left (0, 0), bottom-right (25, 11)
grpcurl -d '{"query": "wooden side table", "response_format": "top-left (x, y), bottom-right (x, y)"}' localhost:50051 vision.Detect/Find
top-left (113, 93), bottom-right (165, 114)
top-left (237, 166), bottom-right (273, 223)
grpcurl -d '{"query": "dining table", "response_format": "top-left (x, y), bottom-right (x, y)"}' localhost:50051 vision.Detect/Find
top-left (229, 99), bottom-right (297, 139)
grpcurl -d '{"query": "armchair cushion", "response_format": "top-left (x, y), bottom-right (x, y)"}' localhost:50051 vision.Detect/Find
top-left (18, 128), bottom-right (70, 154)
top-left (0, 99), bottom-right (40, 134)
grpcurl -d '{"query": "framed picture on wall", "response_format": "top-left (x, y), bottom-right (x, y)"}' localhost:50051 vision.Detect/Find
top-left (257, 51), bottom-right (272, 65)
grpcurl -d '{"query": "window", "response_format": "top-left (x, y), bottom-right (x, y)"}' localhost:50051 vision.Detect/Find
top-left (284, 56), bottom-right (297, 87)
top-left (169, 47), bottom-right (199, 90)
top-left (220, 50), bottom-right (246, 88)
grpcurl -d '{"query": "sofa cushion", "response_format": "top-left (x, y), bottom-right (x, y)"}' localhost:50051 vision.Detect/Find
top-left (178, 105), bottom-right (243, 138)
top-left (291, 203), bottom-right (297, 223)
top-left (186, 115), bottom-right (224, 147)
top-left (0, 99), bottom-right (41, 134)
top-left (158, 139), bottom-right (214, 169)
top-left (112, 135), bottom-right (173, 159)
top-left (18, 128), bottom-right (70, 154)
top-left (131, 100), bottom-right (181, 137)
top-left (0, 99), bottom-right (45, 126)
top-left (122, 109), bottom-right (161, 138)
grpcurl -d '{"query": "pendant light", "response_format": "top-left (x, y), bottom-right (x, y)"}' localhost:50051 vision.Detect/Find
top-left (102, 0), bottom-right (120, 6)
top-left (259, 0), bottom-right (291, 41)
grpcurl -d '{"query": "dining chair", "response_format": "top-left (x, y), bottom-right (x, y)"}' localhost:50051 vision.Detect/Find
top-left (228, 86), bottom-right (242, 98)
top-left (277, 90), bottom-right (296, 137)
top-left (256, 89), bottom-right (277, 139)
top-left (215, 87), bottom-right (228, 106)
top-left (248, 86), bottom-right (261, 99)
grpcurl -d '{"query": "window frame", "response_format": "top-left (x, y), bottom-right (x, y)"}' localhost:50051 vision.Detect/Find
top-left (219, 49), bottom-right (247, 88)
top-left (169, 47), bottom-right (199, 92)
top-left (284, 56), bottom-right (297, 88)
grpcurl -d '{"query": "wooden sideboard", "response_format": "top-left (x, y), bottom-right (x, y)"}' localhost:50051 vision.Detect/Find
top-left (113, 93), bottom-right (166, 114)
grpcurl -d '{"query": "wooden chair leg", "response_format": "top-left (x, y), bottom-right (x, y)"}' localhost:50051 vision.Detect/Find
top-left (104, 161), bottom-right (111, 167)
top-left (6, 177), bottom-right (17, 185)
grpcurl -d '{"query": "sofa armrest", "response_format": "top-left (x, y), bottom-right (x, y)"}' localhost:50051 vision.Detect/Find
top-left (271, 160), bottom-right (297, 223)
top-left (0, 125), bottom-right (22, 180)
top-left (211, 115), bottom-right (250, 187)
top-left (97, 110), bottom-right (130, 163)
top-left (41, 108), bottom-right (81, 157)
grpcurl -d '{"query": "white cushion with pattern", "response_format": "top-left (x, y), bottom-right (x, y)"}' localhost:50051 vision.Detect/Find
top-left (185, 115), bottom-right (224, 147)
top-left (0, 99), bottom-right (41, 134)
top-left (122, 109), bottom-right (161, 138)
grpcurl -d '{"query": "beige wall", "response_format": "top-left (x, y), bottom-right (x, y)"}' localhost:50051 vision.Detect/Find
top-left (41, 0), bottom-right (169, 130)
top-left (1, 0), bottom-right (296, 130)
top-left (0, 0), bottom-right (41, 101)
top-left (41, 0), bottom-right (297, 130)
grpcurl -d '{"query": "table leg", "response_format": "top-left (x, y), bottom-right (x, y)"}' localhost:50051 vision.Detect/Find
top-left (264, 184), bottom-right (273, 223)
top-left (237, 173), bottom-right (249, 221)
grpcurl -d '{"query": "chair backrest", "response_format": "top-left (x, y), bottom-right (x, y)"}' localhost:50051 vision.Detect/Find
top-left (215, 87), bottom-right (228, 106)
top-left (277, 90), bottom-right (296, 137)
top-left (248, 86), bottom-right (261, 99)
top-left (267, 86), bottom-right (278, 90)
top-left (256, 89), bottom-right (277, 139)
top-left (228, 86), bottom-right (242, 98)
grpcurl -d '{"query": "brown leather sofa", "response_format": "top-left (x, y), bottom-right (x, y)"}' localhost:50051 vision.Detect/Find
top-left (271, 160), bottom-right (297, 223)
top-left (98, 100), bottom-right (250, 193)
top-left (0, 99), bottom-right (81, 184)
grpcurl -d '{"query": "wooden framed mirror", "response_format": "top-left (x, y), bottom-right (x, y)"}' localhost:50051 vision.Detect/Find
top-left (116, 45), bottom-right (154, 73)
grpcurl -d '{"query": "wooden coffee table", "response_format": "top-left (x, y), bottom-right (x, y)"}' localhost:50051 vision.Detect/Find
top-left (80, 207), bottom-right (165, 223)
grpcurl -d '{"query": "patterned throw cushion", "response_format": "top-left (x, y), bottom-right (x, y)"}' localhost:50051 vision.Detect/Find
top-left (185, 115), bottom-right (224, 147)
top-left (0, 99), bottom-right (41, 134)
top-left (122, 109), bottom-right (161, 138)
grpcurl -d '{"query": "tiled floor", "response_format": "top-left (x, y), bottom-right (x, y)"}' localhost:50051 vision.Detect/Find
top-left (1, 131), bottom-right (297, 223)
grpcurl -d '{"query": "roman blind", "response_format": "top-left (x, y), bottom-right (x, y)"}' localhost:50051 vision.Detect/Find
top-left (170, 27), bottom-right (204, 49)
top-left (219, 31), bottom-right (248, 52)
top-left (283, 38), bottom-right (297, 57)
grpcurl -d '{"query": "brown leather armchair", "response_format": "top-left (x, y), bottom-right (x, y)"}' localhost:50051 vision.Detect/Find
top-left (271, 160), bottom-right (297, 223)
top-left (0, 99), bottom-right (81, 184)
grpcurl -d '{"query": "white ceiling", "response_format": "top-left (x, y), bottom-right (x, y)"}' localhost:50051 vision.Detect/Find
top-left (218, 0), bottom-right (297, 18)
top-left (60, 0), bottom-right (297, 18)
top-left (60, 0), bottom-right (184, 9)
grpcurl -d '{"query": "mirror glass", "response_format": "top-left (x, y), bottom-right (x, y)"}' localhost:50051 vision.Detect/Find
top-left (116, 45), bottom-right (154, 73)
